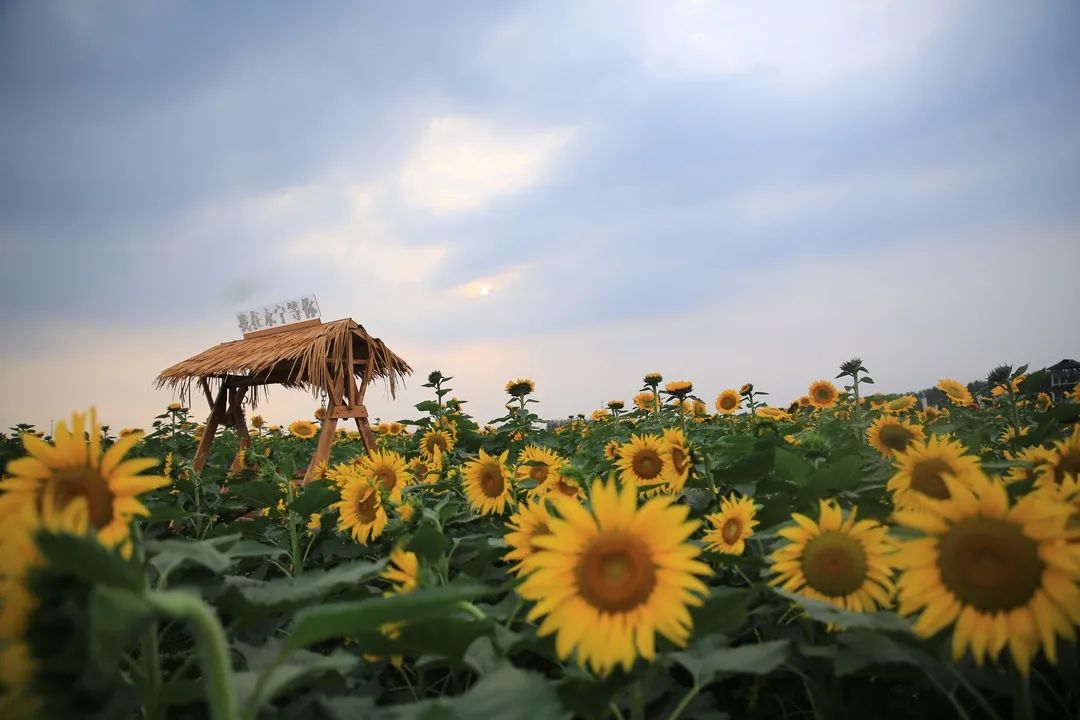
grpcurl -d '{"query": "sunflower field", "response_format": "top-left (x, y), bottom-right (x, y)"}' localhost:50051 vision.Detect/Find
top-left (2, 362), bottom-right (1080, 720)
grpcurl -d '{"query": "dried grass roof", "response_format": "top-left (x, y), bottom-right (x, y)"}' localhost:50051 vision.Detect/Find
top-left (156, 318), bottom-right (411, 404)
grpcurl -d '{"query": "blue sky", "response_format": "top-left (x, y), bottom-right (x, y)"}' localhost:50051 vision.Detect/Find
top-left (2, 0), bottom-right (1079, 429)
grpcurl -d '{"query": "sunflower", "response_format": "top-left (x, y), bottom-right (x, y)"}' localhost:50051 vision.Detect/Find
top-left (1042, 424), bottom-right (1080, 486)
top-left (504, 500), bottom-right (554, 573)
top-left (1, 488), bottom-right (95, 718)
top-left (662, 428), bottom-right (691, 494)
top-left (643, 372), bottom-right (663, 386)
top-left (894, 473), bottom-right (1080, 675)
top-left (607, 400), bottom-right (625, 411)
top-left (0, 409), bottom-right (167, 551)
top-left (250, 415), bottom-right (265, 429)
top-left (664, 380), bottom-right (693, 399)
top-left (887, 436), bottom-right (983, 509)
top-left (866, 416), bottom-right (925, 458)
top-left (463, 449), bottom-right (513, 515)
top-left (383, 547), bottom-right (420, 594)
top-left (603, 439), bottom-right (621, 461)
top-left (998, 425), bottom-right (1032, 445)
top-left (1036, 392), bottom-right (1053, 411)
top-left (807, 380), bottom-right (839, 409)
top-left (769, 499), bottom-right (894, 613)
top-left (1072, 383), bottom-right (1080, 403)
top-left (408, 453), bottom-right (442, 484)
top-left (314, 407), bottom-right (327, 421)
top-left (616, 434), bottom-right (669, 489)
top-left (542, 471), bottom-right (584, 500)
top-left (921, 406), bottom-right (942, 422)
top-left (516, 445), bottom-right (566, 489)
top-left (756, 406), bottom-right (791, 422)
top-left (937, 378), bottom-right (974, 407)
top-left (396, 502), bottom-right (416, 524)
top-left (505, 377), bottom-right (536, 397)
top-left (357, 449), bottom-right (410, 503)
top-left (990, 375), bottom-right (1024, 398)
top-left (884, 395), bottom-right (918, 413)
top-left (420, 428), bottom-right (455, 458)
top-left (590, 409), bottom-right (609, 422)
top-left (288, 420), bottom-right (318, 439)
top-left (334, 481), bottom-right (387, 545)
top-left (518, 480), bottom-right (711, 676)
top-left (633, 391), bottom-right (656, 411)
top-left (1003, 446), bottom-right (1056, 485)
top-left (797, 396), bottom-right (811, 408)
top-left (703, 494), bottom-right (758, 555)
top-left (387, 421), bottom-right (404, 436)
top-left (715, 389), bottom-right (741, 415)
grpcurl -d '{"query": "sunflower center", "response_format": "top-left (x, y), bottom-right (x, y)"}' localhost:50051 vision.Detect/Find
top-left (671, 446), bottom-right (689, 475)
top-left (427, 435), bottom-right (448, 453)
top-left (576, 532), bottom-right (657, 613)
top-left (479, 463), bottom-right (505, 497)
top-left (555, 478), bottom-right (578, 497)
top-left (910, 459), bottom-right (953, 500)
top-left (800, 531), bottom-right (868, 598)
top-left (529, 522), bottom-right (552, 553)
top-left (632, 450), bottom-right (663, 480)
top-left (51, 467), bottom-right (115, 529)
top-left (879, 424), bottom-right (914, 452)
top-left (529, 464), bottom-right (549, 482)
top-left (376, 469), bottom-right (397, 490)
top-left (721, 395), bottom-right (737, 410)
top-left (814, 388), bottom-right (832, 403)
top-left (722, 518), bottom-right (743, 545)
top-left (1055, 449), bottom-right (1080, 483)
top-left (356, 490), bottom-right (379, 523)
top-left (938, 517), bottom-right (1044, 612)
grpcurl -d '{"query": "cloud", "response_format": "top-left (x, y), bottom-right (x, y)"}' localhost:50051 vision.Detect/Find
top-left (398, 115), bottom-right (576, 213)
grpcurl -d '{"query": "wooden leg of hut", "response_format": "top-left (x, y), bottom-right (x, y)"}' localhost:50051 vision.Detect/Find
top-left (355, 412), bottom-right (377, 455)
top-left (227, 387), bottom-right (250, 479)
top-left (346, 374), bottom-right (378, 455)
top-left (193, 383), bottom-right (228, 474)
top-left (303, 409), bottom-right (339, 485)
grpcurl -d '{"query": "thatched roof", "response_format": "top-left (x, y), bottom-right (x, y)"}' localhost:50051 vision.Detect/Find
top-left (156, 318), bottom-right (411, 404)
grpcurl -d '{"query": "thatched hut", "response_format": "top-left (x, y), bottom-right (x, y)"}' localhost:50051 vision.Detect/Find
top-left (157, 318), bottom-right (411, 483)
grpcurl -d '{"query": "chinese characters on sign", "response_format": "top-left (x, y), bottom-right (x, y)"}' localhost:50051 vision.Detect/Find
top-left (236, 295), bottom-right (321, 335)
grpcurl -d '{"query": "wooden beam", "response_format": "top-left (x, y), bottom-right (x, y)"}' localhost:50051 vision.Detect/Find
top-left (329, 405), bottom-right (368, 420)
top-left (227, 387), bottom-right (251, 479)
top-left (193, 383), bottom-right (228, 473)
top-left (242, 318), bottom-right (321, 340)
top-left (303, 401), bottom-right (339, 485)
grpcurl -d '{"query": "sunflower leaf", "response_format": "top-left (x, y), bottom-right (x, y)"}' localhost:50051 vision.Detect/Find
top-left (289, 479), bottom-right (339, 516)
top-left (670, 637), bottom-right (790, 684)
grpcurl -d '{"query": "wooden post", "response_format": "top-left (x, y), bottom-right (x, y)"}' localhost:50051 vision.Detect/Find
top-left (193, 382), bottom-right (228, 474)
top-left (302, 377), bottom-right (342, 485)
top-left (227, 386), bottom-right (251, 478)
top-left (348, 372), bottom-right (378, 454)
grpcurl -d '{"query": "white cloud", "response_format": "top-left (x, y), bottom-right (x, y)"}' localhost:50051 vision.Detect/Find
top-left (634, 0), bottom-right (962, 91)
top-left (398, 115), bottom-right (575, 213)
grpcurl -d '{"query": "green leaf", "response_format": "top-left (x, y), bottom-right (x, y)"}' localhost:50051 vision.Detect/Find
top-left (835, 629), bottom-right (920, 676)
top-left (366, 663), bottom-right (568, 720)
top-left (773, 589), bottom-right (913, 632)
top-left (414, 400), bottom-right (442, 413)
top-left (235, 649), bottom-right (358, 710)
top-left (691, 587), bottom-right (755, 637)
top-left (289, 479), bottom-right (340, 516)
top-left (861, 377), bottom-right (875, 384)
top-left (88, 585), bottom-right (154, 670)
top-left (806, 455), bottom-right (865, 491)
top-left (773, 448), bottom-right (811, 485)
top-left (285, 582), bottom-right (494, 651)
top-left (224, 559), bottom-right (386, 613)
top-left (407, 520), bottom-right (453, 560)
top-left (671, 637), bottom-right (790, 685)
top-left (34, 531), bottom-right (142, 590)
top-left (229, 480), bottom-right (282, 508)
top-left (146, 534), bottom-right (238, 577)
top-left (227, 539), bottom-right (288, 559)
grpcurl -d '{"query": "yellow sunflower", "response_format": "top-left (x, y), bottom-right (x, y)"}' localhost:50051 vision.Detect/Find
top-left (0, 408), bottom-right (167, 551)
top-left (937, 379), bottom-right (974, 407)
top-left (1072, 383), bottom-right (1080, 403)
top-left (516, 445), bottom-right (566, 489)
top-left (1003, 446), bottom-right (1056, 485)
top-left (703, 494), bottom-right (758, 555)
top-left (357, 449), bottom-right (410, 503)
top-left (1, 488), bottom-right (95, 718)
top-left (387, 421), bottom-right (404, 436)
top-left (420, 428), bottom-right (455, 459)
top-left (383, 547), bottom-right (419, 594)
top-left (408, 453), bottom-right (442, 484)
top-left (504, 499), bottom-right (554, 574)
top-left (887, 436), bottom-right (983, 509)
top-left (894, 473), bottom-right (1080, 675)
top-left (251, 415), bottom-right (265, 429)
top-left (665, 380), bottom-right (693, 398)
top-left (590, 409), bottom-right (609, 422)
top-left (334, 481), bottom-right (387, 545)
top-left (662, 428), bottom-right (691, 494)
top-left (990, 375), bottom-right (1024, 398)
top-left (518, 480), bottom-right (711, 676)
top-left (541, 471), bottom-right (584, 501)
top-left (756, 406), bottom-right (791, 422)
top-left (616, 434), bottom-right (669, 489)
top-left (607, 400), bottom-right (625, 411)
top-left (797, 396), bottom-right (811, 408)
top-left (603, 439), bottom-right (621, 461)
top-left (866, 415), bottom-right (925, 458)
top-left (463, 449), bottom-right (513, 515)
top-left (633, 391), bottom-right (656, 412)
top-left (921, 406), bottom-right (942, 422)
top-left (1042, 424), bottom-right (1080, 486)
top-left (998, 425), bottom-right (1032, 445)
top-left (769, 499), bottom-right (895, 613)
top-left (884, 395), bottom-right (918, 413)
top-left (288, 420), bottom-right (318, 439)
top-left (643, 371), bottom-right (663, 385)
top-left (807, 380), bottom-right (839, 409)
top-left (714, 389), bottom-right (741, 415)
top-left (505, 377), bottom-right (536, 397)
top-left (1036, 392), bottom-right (1053, 411)
top-left (314, 407), bottom-right (327, 421)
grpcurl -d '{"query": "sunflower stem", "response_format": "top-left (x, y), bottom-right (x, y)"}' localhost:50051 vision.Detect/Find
top-left (141, 621), bottom-right (164, 720)
top-left (666, 683), bottom-right (703, 720)
top-left (458, 600), bottom-right (487, 622)
top-left (146, 590), bottom-right (239, 720)
top-left (630, 680), bottom-right (645, 720)
top-left (284, 472), bottom-right (303, 576)
top-left (1013, 673), bottom-right (1033, 720)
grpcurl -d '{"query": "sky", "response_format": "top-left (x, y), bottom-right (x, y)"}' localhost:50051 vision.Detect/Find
top-left (1, 0), bottom-right (1079, 431)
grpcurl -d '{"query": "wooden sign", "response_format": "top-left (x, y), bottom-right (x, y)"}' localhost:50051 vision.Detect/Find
top-left (236, 295), bottom-right (321, 337)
